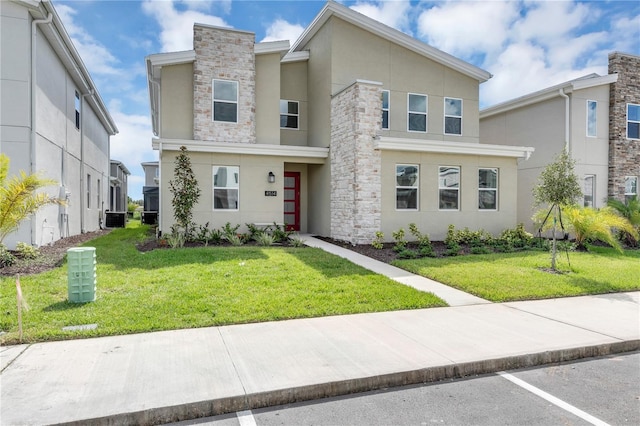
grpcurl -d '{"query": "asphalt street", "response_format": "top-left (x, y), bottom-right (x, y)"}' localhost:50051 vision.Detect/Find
top-left (171, 352), bottom-right (640, 426)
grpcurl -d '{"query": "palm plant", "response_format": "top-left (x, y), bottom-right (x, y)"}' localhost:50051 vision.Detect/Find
top-left (562, 205), bottom-right (637, 252)
top-left (607, 196), bottom-right (640, 246)
top-left (0, 154), bottom-right (62, 245)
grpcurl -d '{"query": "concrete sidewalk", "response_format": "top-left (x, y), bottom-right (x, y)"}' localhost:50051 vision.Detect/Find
top-left (1, 238), bottom-right (639, 425)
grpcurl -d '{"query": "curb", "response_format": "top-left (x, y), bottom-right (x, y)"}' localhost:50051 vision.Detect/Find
top-left (54, 339), bottom-right (640, 426)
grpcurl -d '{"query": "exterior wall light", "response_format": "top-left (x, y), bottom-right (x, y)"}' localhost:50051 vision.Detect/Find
top-left (268, 171), bottom-right (275, 183)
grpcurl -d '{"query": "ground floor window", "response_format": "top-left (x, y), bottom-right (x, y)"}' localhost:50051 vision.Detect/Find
top-left (213, 166), bottom-right (239, 210)
top-left (584, 175), bottom-right (595, 207)
top-left (478, 168), bottom-right (498, 210)
top-left (396, 164), bottom-right (418, 210)
top-left (439, 166), bottom-right (460, 210)
top-left (625, 176), bottom-right (638, 203)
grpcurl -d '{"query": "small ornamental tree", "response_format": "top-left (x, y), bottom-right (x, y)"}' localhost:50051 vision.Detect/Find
top-left (532, 149), bottom-right (582, 270)
top-left (0, 154), bottom-right (63, 245)
top-left (168, 146), bottom-right (201, 237)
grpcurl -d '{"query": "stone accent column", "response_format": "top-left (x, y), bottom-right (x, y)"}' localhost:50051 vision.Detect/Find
top-left (330, 80), bottom-right (382, 245)
top-left (193, 25), bottom-right (256, 143)
top-left (608, 52), bottom-right (640, 200)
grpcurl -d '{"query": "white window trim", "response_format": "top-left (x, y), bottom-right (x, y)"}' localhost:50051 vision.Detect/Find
top-left (212, 79), bottom-right (238, 124)
top-left (478, 168), bottom-right (498, 211)
top-left (86, 174), bottom-right (91, 209)
top-left (213, 166), bottom-right (240, 211)
top-left (382, 90), bottom-right (390, 130)
top-left (280, 99), bottom-right (299, 130)
top-left (624, 176), bottom-right (638, 196)
top-left (586, 100), bottom-right (597, 138)
top-left (439, 166), bottom-right (460, 211)
top-left (407, 93), bottom-right (427, 133)
top-left (395, 164), bottom-right (419, 211)
top-left (444, 97), bottom-right (463, 136)
top-left (583, 174), bottom-right (595, 208)
top-left (627, 103), bottom-right (640, 140)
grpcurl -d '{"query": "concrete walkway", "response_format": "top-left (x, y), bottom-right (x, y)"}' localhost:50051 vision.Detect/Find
top-left (1, 238), bottom-right (638, 425)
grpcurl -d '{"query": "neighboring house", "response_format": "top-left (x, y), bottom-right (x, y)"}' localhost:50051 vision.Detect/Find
top-left (141, 161), bottom-right (159, 224)
top-left (146, 1), bottom-right (533, 243)
top-left (0, 0), bottom-right (117, 248)
top-left (109, 160), bottom-right (130, 212)
top-left (480, 52), bottom-right (639, 232)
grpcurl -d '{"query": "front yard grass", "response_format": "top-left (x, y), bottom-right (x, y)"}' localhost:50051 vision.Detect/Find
top-left (393, 246), bottom-right (640, 302)
top-left (0, 225), bottom-right (446, 344)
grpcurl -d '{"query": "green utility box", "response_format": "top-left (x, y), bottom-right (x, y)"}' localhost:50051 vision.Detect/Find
top-left (67, 247), bottom-right (97, 303)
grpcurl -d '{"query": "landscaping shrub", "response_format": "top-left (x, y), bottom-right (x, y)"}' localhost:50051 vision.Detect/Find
top-left (392, 228), bottom-right (407, 252)
top-left (15, 242), bottom-right (39, 259)
top-left (371, 231), bottom-right (384, 249)
top-left (0, 244), bottom-right (15, 267)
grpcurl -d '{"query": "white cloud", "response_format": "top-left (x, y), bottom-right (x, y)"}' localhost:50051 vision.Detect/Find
top-left (141, 0), bottom-right (229, 52)
top-left (261, 19), bottom-right (305, 43)
top-left (417, 1), bottom-right (518, 57)
top-left (56, 4), bottom-right (121, 76)
top-left (350, 0), bottom-right (412, 33)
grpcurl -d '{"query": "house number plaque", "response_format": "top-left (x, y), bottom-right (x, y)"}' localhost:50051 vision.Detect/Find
top-left (264, 191), bottom-right (277, 196)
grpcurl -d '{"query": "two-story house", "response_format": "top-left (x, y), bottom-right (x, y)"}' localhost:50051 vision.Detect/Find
top-left (480, 52), bottom-right (639, 231)
top-left (109, 160), bottom-right (130, 213)
top-left (1, 0), bottom-right (117, 248)
top-left (141, 161), bottom-right (159, 224)
top-left (146, 1), bottom-right (533, 243)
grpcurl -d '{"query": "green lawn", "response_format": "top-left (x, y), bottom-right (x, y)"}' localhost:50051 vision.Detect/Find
top-left (0, 225), bottom-right (446, 344)
top-left (394, 246), bottom-right (640, 302)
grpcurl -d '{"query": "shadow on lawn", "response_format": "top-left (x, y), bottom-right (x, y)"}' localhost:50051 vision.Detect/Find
top-left (44, 301), bottom-right (88, 312)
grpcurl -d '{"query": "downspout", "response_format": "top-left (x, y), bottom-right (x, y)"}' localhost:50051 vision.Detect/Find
top-left (30, 12), bottom-right (53, 246)
top-left (80, 90), bottom-right (94, 233)
top-left (559, 88), bottom-right (570, 153)
top-left (150, 76), bottom-right (162, 234)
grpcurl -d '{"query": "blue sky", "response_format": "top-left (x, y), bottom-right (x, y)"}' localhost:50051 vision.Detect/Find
top-left (54, 0), bottom-right (640, 200)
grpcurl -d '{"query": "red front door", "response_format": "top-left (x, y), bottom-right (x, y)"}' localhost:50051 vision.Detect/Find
top-left (283, 172), bottom-right (300, 231)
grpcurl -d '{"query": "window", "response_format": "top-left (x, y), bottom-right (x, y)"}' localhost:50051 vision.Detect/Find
top-left (381, 90), bottom-right (390, 130)
top-left (627, 104), bottom-right (640, 139)
top-left (444, 98), bottom-right (462, 135)
top-left (213, 166), bottom-right (239, 210)
top-left (213, 79), bottom-right (238, 123)
top-left (75, 91), bottom-right (80, 130)
top-left (587, 101), bottom-right (597, 137)
top-left (396, 165), bottom-right (418, 210)
top-left (625, 176), bottom-right (638, 203)
top-left (478, 168), bottom-right (498, 210)
top-left (408, 93), bottom-right (427, 132)
top-left (86, 174), bottom-right (91, 209)
top-left (439, 166), bottom-right (460, 210)
top-left (584, 175), bottom-right (595, 207)
top-left (280, 100), bottom-right (299, 129)
top-left (97, 179), bottom-right (101, 209)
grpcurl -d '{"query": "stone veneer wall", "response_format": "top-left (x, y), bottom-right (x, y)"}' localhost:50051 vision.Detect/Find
top-left (193, 25), bottom-right (256, 143)
top-left (330, 81), bottom-right (382, 244)
top-left (608, 52), bottom-right (640, 200)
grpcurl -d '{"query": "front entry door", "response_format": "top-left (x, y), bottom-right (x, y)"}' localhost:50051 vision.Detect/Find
top-left (283, 172), bottom-right (300, 231)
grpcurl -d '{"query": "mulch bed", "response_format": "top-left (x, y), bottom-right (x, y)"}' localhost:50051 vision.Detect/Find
top-left (0, 230), bottom-right (111, 276)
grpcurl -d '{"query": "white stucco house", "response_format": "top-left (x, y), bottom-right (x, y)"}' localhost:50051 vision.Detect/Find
top-left (1, 0), bottom-right (118, 248)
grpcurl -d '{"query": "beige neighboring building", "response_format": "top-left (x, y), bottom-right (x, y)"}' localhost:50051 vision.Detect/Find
top-left (1, 0), bottom-right (117, 248)
top-left (146, 1), bottom-right (533, 243)
top-left (480, 52), bottom-right (639, 232)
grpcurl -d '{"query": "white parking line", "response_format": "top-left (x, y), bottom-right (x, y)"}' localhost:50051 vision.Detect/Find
top-left (498, 372), bottom-right (610, 426)
top-left (237, 410), bottom-right (257, 426)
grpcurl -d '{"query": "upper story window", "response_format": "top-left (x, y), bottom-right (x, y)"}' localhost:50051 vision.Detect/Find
top-left (381, 90), bottom-right (390, 130)
top-left (439, 166), bottom-right (460, 210)
top-left (584, 175), bottom-right (595, 207)
top-left (396, 164), bottom-right (418, 210)
top-left (213, 79), bottom-right (238, 123)
top-left (280, 100), bottom-right (299, 129)
top-left (408, 93), bottom-right (427, 132)
top-left (75, 91), bottom-right (81, 130)
top-left (213, 166), bottom-right (239, 210)
top-left (625, 176), bottom-right (638, 203)
top-left (478, 168), bottom-right (498, 210)
top-left (587, 100), bottom-right (597, 138)
top-left (627, 104), bottom-right (640, 139)
top-left (444, 98), bottom-right (462, 135)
